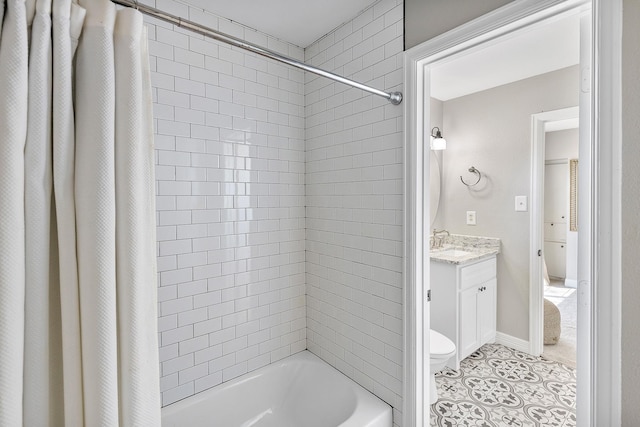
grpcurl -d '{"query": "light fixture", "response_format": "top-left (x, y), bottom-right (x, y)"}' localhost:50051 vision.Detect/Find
top-left (430, 127), bottom-right (447, 150)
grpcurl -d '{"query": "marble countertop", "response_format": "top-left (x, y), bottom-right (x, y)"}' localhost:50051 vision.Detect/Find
top-left (430, 246), bottom-right (499, 265)
top-left (429, 234), bottom-right (501, 265)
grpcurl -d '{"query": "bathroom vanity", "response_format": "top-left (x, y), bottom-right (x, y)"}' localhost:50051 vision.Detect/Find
top-left (430, 236), bottom-right (500, 370)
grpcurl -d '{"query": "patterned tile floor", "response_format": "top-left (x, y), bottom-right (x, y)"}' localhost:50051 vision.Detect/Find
top-left (430, 343), bottom-right (576, 426)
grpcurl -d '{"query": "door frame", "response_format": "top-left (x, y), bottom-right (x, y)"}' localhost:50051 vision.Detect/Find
top-left (402, 0), bottom-right (621, 425)
top-left (529, 106), bottom-right (580, 358)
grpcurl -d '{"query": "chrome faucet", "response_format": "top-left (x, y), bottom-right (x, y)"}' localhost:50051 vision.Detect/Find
top-left (431, 229), bottom-right (450, 249)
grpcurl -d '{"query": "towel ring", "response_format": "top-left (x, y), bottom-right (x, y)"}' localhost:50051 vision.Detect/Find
top-left (460, 166), bottom-right (482, 187)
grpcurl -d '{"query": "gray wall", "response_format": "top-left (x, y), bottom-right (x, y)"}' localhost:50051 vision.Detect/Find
top-left (404, 0), bottom-right (513, 49)
top-left (621, 0), bottom-right (640, 423)
top-left (435, 66), bottom-right (579, 341)
top-left (545, 129), bottom-right (579, 160)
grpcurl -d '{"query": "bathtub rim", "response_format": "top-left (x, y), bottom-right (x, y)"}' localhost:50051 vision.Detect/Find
top-left (161, 349), bottom-right (392, 426)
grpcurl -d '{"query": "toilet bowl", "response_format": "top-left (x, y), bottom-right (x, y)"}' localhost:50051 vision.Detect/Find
top-left (429, 329), bottom-right (456, 404)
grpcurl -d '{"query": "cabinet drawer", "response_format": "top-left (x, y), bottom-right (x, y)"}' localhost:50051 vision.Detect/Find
top-left (544, 222), bottom-right (566, 242)
top-left (460, 258), bottom-right (496, 289)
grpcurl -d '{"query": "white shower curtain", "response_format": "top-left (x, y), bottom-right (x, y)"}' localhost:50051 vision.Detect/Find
top-left (0, 0), bottom-right (161, 425)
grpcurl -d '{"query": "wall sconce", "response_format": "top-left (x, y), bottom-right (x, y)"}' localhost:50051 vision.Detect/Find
top-left (430, 127), bottom-right (447, 150)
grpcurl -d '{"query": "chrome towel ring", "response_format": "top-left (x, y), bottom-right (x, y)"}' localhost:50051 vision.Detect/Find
top-left (460, 166), bottom-right (482, 187)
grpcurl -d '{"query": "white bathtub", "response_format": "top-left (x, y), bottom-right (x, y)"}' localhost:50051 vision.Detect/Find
top-left (162, 350), bottom-right (392, 427)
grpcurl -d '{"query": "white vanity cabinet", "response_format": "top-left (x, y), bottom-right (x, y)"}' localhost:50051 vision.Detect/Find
top-left (431, 255), bottom-right (497, 370)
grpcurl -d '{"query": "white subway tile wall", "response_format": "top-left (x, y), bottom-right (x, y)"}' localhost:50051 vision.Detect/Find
top-left (304, 0), bottom-right (404, 425)
top-left (143, 0), bottom-right (405, 421)
top-left (145, 1), bottom-right (307, 406)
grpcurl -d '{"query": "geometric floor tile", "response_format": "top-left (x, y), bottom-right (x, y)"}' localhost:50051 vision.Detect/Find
top-left (430, 343), bottom-right (576, 426)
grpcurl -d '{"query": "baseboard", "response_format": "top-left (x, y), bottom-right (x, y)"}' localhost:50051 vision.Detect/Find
top-left (495, 332), bottom-right (531, 354)
top-left (564, 278), bottom-right (577, 288)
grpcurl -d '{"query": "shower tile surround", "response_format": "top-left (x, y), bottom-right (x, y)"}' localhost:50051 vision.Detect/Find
top-left (145, 0), bottom-right (306, 406)
top-left (144, 0), bottom-right (404, 422)
top-left (305, 0), bottom-right (404, 424)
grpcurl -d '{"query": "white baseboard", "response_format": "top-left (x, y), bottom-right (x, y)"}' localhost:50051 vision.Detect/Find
top-left (495, 332), bottom-right (531, 354)
top-left (564, 278), bottom-right (577, 288)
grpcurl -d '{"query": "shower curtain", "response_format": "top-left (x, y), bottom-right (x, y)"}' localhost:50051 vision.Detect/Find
top-left (0, 0), bottom-right (161, 425)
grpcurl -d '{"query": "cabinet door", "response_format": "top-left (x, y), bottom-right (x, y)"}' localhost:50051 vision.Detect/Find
top-left (544, 241), bottom-right (566, 279)
top-left (459, 286), bottom-right (479, 360)
top-left (478, 278), bottom-right (497, 345)
top-left (544, 163), bottom-right (569, 223)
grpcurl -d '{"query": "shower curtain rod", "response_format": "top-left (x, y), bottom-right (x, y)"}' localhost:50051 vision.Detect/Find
top-left (110, 0), bottom-right (403, 105)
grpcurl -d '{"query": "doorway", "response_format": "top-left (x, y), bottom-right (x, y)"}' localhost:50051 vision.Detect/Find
top-left (403, 0), bottom-right (622, 426)
top-left (530, 107), bottom-right (580, 369)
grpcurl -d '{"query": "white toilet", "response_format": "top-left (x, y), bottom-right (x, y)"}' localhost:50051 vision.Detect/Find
top-left (429, 329), bottom-right (456, 404)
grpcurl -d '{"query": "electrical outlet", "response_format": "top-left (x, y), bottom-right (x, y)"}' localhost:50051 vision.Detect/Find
top-left (466, 211), bottom-right (477, 225)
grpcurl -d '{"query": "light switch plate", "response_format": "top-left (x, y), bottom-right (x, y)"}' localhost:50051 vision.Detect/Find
top-left (466, 210), bottom-right (477, 225)
top-left (515, 196), bottom-right (528, 212)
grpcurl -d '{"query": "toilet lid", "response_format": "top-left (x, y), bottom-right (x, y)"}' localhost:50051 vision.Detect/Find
top-left (430, 329), bottom-right (456, 356)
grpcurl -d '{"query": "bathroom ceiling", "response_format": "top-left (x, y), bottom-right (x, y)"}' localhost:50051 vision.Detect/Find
top-left (180, 0), bottom-right (380, 48)
top-left (430, 12), bottom-right (581, 101)
top-left (172, 1), bottom-right (579, 101)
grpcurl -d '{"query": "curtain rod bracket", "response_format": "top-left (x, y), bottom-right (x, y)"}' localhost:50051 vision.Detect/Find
top-left (389, 92), bottom-right (403, 105)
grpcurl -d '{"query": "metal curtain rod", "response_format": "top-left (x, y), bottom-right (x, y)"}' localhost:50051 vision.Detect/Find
top-left (111, 0), bottom-right (403, 105)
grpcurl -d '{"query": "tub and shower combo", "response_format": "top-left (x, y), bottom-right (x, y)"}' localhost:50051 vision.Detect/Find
top-left (162, 351), bottom-right (392, 426)
top-left (93, 2), bottom-right (402, 427)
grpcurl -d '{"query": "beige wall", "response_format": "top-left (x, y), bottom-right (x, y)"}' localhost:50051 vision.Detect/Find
top-left (435, 66), bottom-right (579, 340)
top-left (404, 0), bottom-right (513, 49)
top-left (621, 0), bottom-right (640, 424)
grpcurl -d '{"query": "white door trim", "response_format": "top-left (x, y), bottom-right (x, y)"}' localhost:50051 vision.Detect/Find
top-left (402, 0), bottom-right (621, 425)
top-left (529, 107), bottom-right (580, 358)
top-left (402, 45), bottom-right (428, 427)
top-left (589, 0), bottom-right (622, 424)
